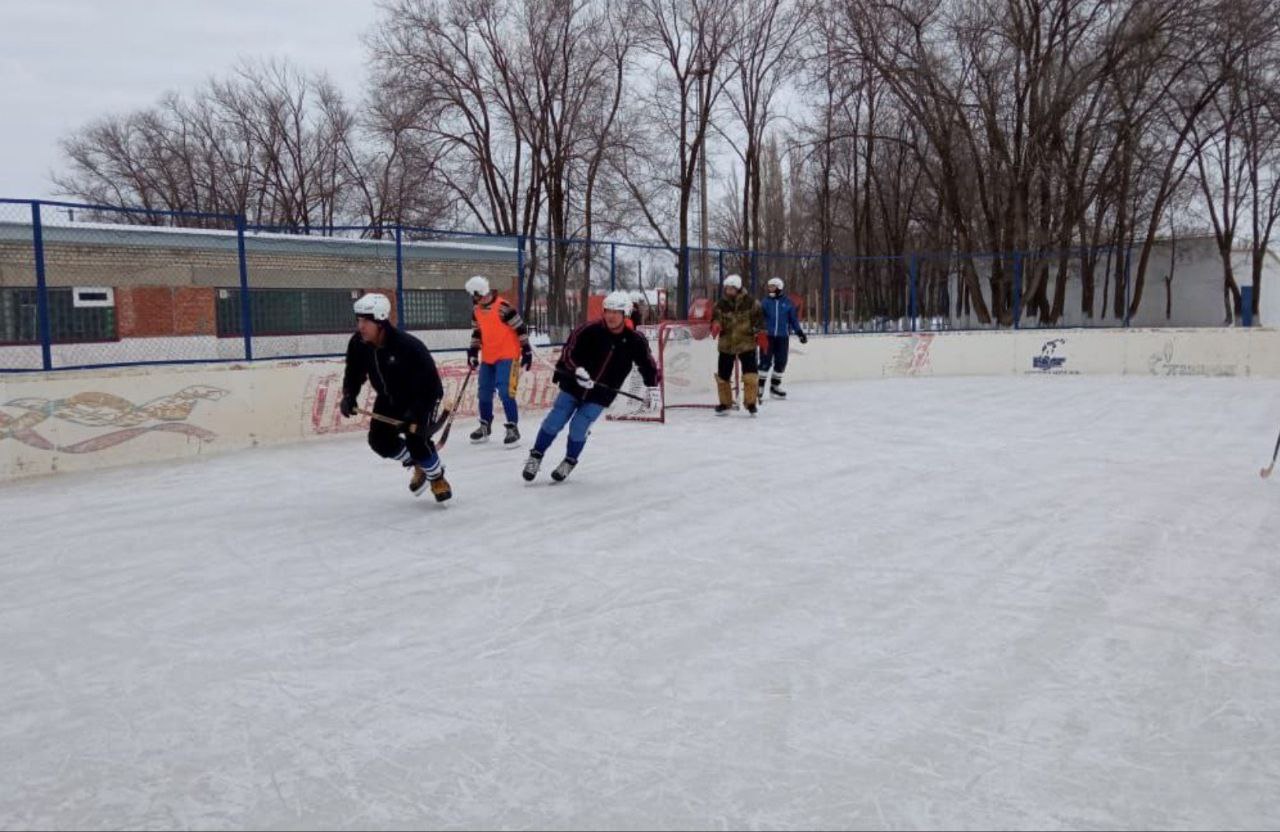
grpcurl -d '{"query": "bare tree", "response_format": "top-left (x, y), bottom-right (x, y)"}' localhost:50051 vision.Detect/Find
top-left (721, 0), bottom-right (810, 275)
top-left (622, 0), bottom-right (740, 314)
top-left (1190, 0), bottom-right (1280, 321)
top-left (56, 59), bottom-right (380, 229)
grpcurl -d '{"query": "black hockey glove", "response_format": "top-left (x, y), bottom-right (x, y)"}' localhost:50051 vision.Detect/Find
top-left (339, 394), bottom-right (357, 418)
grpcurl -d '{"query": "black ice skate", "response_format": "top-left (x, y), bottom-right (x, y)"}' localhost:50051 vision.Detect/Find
top-left (469, 420), bottom-right (492, 443)
top-left (503, 422), bottom-right (520, 448)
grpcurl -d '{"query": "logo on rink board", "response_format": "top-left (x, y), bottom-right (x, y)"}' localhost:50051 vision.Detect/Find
top-left (1030, 338), bottom-right (1077, 374)
top-left (885, 334), bottom-right (934, 376)
top-left (1147, 341), bottom-right (1239, 377)
top-left (0, 386), bottom-right (226, 453)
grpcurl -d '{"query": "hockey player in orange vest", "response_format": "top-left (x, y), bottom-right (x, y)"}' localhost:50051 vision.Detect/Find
top-left (465, 275), bottom-right (533, 448)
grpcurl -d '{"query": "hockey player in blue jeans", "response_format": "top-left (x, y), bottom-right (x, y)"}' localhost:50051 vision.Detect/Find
top-left (759, 277), bottom-right (808, 400)
top-left (522, 291), bottom-right (660, 482)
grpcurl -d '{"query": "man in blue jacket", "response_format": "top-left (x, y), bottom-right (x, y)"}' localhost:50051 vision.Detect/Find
top-left (759, 277), bottom-right (808, 400)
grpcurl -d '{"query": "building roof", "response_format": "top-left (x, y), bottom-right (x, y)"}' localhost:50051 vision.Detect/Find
top-left (0, 220), bottom-right (519, 264)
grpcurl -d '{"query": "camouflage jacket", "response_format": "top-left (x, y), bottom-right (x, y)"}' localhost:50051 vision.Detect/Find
top-left (712, 293), bottom-right (765, 355)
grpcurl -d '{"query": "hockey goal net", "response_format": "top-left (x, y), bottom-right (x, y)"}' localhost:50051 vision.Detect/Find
top-left (607, 320), bottom-right (738, 423)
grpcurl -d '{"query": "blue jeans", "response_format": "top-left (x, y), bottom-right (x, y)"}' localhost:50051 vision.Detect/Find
top-left (758, 335), bottom-right (790, 374)
top-left (477, 359), bottom-right (520, 425)
top-left (533, 390), bottom-right (605, 461)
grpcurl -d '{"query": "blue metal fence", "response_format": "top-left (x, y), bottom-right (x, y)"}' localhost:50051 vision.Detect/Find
top-left (0, 195), bottom-right (1210, 373)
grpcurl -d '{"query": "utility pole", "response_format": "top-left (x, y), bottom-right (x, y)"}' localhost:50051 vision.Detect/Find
top-left (695, 59), bottom-right (710, 295)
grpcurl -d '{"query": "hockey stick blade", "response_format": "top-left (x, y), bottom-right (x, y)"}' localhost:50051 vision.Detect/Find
top-left (435, 366), bottom-right (476, 450)
top-left (1263, 429), bottom-right (1280, 480)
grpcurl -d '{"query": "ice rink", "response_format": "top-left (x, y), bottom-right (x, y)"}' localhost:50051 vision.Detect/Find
top-left (2, 375), bottom-right (1279, 829)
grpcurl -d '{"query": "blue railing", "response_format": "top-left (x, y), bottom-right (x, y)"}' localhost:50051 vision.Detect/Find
top-left (0, 195), bottom-right (1202, 373)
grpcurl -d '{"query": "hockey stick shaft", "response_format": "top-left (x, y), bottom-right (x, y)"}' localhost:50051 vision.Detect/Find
top-left (358, 408), bottom-right (418, 432)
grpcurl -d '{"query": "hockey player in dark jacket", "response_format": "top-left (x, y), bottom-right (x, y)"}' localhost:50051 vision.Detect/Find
top-left (522, 291), bottom-right (660, 483)
top-left (339, 293), bottom-right (452, 502)
top-left (758, 276), bottom-right (808, 400)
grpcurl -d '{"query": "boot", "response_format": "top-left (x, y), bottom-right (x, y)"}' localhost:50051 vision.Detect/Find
top-left (743, 373), bottom-right (760, 415)
top-left (469, 420), bottom-right (492, 443)
top-left (503, 422), bottom-right (520, 448)
top-left (409, 465), bottom-right (429, 495)
top-left (522, 450), bottom-right (543, 482)
top-left (770, 373), bottom-right (787, 399)
top-left (428, 472), bottom-right (452, 502)
top-left (715, 376), bottom-right (733, 415)
top-left (757, 374), bottom-right (767, 403)
top-left (551, 457), bottom-right (578, 482)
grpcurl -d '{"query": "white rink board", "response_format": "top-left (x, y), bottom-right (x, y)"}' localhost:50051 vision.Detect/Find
top-left (4, 326), bottom-right (1280, 480)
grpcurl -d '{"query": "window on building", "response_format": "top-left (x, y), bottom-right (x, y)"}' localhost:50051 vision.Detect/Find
top-left (401, 289), bottom-right (473, 329)
top-left (0, 287), bottom-right (117, 343)
top-left (216, 288), bottom-right (358, 336)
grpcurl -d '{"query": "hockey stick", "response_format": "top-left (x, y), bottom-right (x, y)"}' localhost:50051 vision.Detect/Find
top-left (435, 365), bottom-right (476, 450)
top-left (529, 346), bottom-right (649, 404)
top-left (549, 365), bottom-right (647, 402)
top-left (1261, 428), bottom-right (1280, 479)
top-left (354, 365), bottom-right (476, 441)
top-left (358, 408), bottom-right (426, 434)
top-left (357, 407), bottom-right (455, 437)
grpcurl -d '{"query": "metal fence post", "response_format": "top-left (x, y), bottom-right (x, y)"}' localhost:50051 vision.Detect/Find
top-left (821, 250), bottom-right (831, 335)
top-left (908, 254), bottom-right (920, 332)
top-left (1012, 251), bottom-right (1023, 330)
top-left (516, 234), bottom-right (526, 312)
top-left (681, 244), bottom-right (690, 317)
top-left (1123, 244), bottom-right (1132, 328)
top-left (394, 225), bottom-right (406, 329)
top-left (29, 201), bottom-right (53, 371)
top-left (609, 242), bottom-right (616, 292)
top-left (236, 214), bottom-right (253, 360)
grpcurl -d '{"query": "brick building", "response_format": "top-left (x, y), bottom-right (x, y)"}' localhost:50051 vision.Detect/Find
top-left (0, 221), bottom-right (519, 352)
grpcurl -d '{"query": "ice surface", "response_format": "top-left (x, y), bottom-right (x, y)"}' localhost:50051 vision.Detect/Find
top-left (2, 375), bottom-right (1279, 829)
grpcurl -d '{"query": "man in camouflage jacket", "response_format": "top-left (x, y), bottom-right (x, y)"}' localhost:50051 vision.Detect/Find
top-left (711, 273), bottom-right (767, 414)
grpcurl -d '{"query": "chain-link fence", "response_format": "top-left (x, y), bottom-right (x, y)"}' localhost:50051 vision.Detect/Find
top-left (0, 196), bottom-right (1246, 372)
top-left (0, 201), bottom-right (521, 371)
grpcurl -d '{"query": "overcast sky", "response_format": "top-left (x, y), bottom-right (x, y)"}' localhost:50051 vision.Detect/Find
top-left (0, 0), bottom-right (378, 202)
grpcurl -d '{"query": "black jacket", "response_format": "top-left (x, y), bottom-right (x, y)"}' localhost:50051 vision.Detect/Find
top-left (556, 320), bottom-right (660, 407)
top-left (342, 326), bottom-right (443, 420)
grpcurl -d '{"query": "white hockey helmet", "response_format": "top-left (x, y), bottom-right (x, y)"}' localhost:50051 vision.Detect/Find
top-left (353, 292), bottom-right (391, 321)
top-left (464, 275), bottom-right (491, 297)
top-left (602, 290), bottom-right (634, 314)
top-left (767, 277), bottom-right (784, 292)
top-left (722, 273), bottom-right (743, 291)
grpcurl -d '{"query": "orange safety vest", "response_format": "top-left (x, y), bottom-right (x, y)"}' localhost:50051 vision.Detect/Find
top-left (474, 294), bottom-right (522, 362)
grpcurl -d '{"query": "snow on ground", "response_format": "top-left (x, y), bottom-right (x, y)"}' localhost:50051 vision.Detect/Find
top-left (2, 375), bottom-right (1279, 830)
